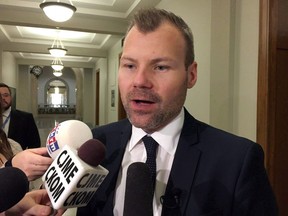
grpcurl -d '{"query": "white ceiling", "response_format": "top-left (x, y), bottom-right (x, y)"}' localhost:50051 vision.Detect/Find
top-left (0, 0), bottom-right (161, 68)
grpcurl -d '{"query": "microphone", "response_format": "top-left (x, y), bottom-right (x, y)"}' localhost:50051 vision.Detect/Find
top-left (160, 187), bottom-right (181, 209)
top-left (42, 139), bottom-right (109, 210)
top-left (46, 120), bottom-right (93, 159)
top-left (123, 162), bottom-right (154, 216)
top-left (0, 167), bottom-right (29, 212)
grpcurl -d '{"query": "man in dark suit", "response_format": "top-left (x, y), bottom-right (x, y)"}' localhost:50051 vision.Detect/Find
top-left (77, 8), bottom-right (278, 216)
top-left (0, 82), bottom-right (41, 149)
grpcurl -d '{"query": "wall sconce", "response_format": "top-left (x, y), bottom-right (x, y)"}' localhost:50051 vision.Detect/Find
top-left (40, 0), bottom-right (77, 22)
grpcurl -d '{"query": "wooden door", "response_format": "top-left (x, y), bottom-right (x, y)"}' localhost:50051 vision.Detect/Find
top-left (258, 0), bottom-right (288, 214)
top-left (95, 70), bottom-right (100, 125)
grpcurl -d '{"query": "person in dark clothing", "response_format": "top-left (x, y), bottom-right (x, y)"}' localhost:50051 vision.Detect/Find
top-left (0, 83), bottom-right (41, 150)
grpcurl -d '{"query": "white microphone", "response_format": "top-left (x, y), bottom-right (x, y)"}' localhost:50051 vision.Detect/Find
top-left (42, 139), bottom-right (109, 210)
top-left (46, 120), bottom-right (93, 159)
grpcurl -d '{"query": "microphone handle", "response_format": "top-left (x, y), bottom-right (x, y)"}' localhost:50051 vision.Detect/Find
top-left (123, 162), bottom-right (154, 216)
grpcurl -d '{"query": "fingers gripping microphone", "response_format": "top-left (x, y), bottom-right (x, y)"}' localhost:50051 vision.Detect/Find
top-left (42, 139), bottom-right (109, 210)
top-left (123, 162), bottom-right (154, 216)
top-left (46, 120), bottom-right (93, 159)
top-left (0, 167), bottom-right (29, 212)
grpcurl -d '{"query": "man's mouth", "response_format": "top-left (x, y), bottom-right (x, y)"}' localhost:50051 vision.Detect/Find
top-left (134, 99), bottom-right (154, 104)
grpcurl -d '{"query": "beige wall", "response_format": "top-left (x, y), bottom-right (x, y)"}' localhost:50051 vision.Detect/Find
top-left (17, 65), bottom-right (32, 112)
top-left (94, 58), bottom-right (108, 126)
top-left (232, 0), bottom-right (259, 141)
top-left (106, 40), bottom-right (122, 124)
top-left (82, 68), bottom-right (94, 125)
top-left (1, 52), bottom-right (17, 87)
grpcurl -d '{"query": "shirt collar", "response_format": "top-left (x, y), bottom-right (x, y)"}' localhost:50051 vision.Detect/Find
top-left (129, 107), bottom-right (185, 155)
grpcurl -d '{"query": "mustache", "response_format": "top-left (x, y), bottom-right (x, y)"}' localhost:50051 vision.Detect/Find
top-left (127, 89), bottom-right (161, 102)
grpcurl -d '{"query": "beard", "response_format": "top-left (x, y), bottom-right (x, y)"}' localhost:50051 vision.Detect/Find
top-left (123, 88), bottom-right (185, 133)
top-left (1, 101), bottom-right (11, 111)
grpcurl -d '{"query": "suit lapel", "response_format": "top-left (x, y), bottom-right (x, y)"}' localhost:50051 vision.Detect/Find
top-left (90, 120), bottom-right (132, 213)
top-left (162, 110), bottom-right (201, 215)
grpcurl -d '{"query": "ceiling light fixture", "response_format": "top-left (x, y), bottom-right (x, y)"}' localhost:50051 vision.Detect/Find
top-left (53, 70), bottom-right (63, 77)
top-left (40, 0), bottom-right (77, 22)
top-left (49, 36), bottom-right (67, 57)
top-left (51, 58), bottom-right (64, 71)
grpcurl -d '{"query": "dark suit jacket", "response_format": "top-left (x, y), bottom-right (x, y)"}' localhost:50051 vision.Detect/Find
top-left (77, 109), bottom-right (278, 216)
top-left (8, 109), bottom-right (41, 149)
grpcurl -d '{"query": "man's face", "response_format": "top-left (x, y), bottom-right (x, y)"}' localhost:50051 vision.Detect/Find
top-left (0, 87), bottom-right (12, 111)
top-left (118, 22), bottom-right (197, 133)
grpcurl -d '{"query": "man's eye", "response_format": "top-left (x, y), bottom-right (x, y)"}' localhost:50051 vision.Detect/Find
top-left (155, 65), bottom-right (169, 71)
top-left (1, 93), bottom-right (10, 98)
top-left (121, 63), bottom-right (134, 69)
top-left (126, 64), bottom-right (134, 69)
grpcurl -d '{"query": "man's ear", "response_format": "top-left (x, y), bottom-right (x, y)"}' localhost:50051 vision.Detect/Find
top-left (187, 61), bottom-right (197, 89)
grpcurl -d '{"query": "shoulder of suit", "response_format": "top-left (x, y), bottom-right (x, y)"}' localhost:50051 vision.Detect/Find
top-left (11, 109), bottom-right (33, 116)
top-left (92, 118), bottom-right (130, 139)
top-left (93, 118), bottom-right (130, 132)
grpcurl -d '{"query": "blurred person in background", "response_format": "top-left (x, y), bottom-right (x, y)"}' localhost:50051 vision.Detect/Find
top-left (0, 82), bottom-right (41, 150)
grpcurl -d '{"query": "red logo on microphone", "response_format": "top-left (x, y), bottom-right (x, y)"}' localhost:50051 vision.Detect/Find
top-left (47, 125), bottom-right (60, 154)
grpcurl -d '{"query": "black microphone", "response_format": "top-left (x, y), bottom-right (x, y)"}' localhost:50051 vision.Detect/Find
top-left (123, 162), bottom-right (154, 216)
top-left (160, 187), bottom-right (182, 216)
top-left (0, 167), bottom-right (29, 212)
top-left (160, 187), bottom-right (181, 209)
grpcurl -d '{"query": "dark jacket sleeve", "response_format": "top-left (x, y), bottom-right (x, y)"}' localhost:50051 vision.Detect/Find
top-left (8, 110), bottom-right (41, 149)
top-left (231, 143), bottom-right (278, 216)
top-left (24, 113), bottom-right (41, 149)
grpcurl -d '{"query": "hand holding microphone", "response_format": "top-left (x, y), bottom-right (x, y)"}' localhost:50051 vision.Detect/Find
top-left (10, 147), bottom-right (53, 181)
top-left (4, 120), bottom-right (93, 182)
top-left (4, 189), bottom-right (65, 216)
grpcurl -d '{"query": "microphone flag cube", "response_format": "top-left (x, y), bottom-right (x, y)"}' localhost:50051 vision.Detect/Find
top-left (42, 145), bottom-right (109, 209)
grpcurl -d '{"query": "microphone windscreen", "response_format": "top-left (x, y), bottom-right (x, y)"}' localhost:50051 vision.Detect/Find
top-left (123, 162), bottom-right (154, 216)
top-left (77, 139), bottom-right (106, 167)
top-left (46, 120), bottom-right (93, 159)
top-left (0, 167), bottom-right (29, 212)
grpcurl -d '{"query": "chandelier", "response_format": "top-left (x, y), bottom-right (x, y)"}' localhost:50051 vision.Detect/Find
top-left (53, 70), bottom-right (63, 77)
top-left (49, 36), bottom-right (67, 57)
top-left (51, 58), bottom-right (64, 71)
top-left (40, 0), bottom-right (77, 22)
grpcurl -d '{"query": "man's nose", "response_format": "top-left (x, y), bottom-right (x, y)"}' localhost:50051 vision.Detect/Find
top-left (132, 68), bottom-right (153, 89)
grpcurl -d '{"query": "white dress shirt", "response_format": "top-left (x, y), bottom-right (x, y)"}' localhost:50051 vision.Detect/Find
top-left (113, 108), bottom-right (185, 216)
top-left (2, 107), bottom-right (11, 135)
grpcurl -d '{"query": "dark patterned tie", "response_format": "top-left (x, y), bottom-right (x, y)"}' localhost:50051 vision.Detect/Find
top-left (142, 135), bottom-right (158, 190)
